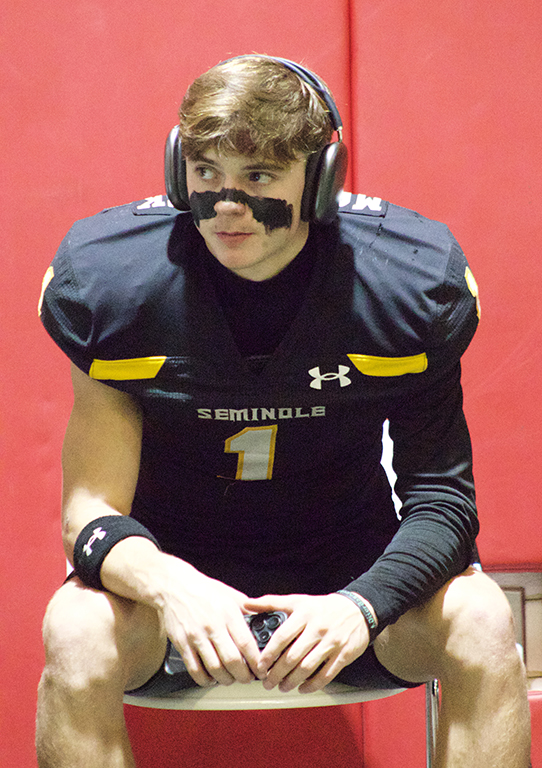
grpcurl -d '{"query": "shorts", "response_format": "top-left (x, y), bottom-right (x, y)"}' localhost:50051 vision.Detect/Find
top-left (125, 639), bottom-right (422, 697)
top-left (63, 576), bottom-right (421, 697)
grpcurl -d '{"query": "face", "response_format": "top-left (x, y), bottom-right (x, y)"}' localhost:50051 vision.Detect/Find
top-left (185, 150), bottom-right (309, 281)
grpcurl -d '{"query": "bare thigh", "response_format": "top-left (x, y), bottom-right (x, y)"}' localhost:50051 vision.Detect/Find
top-left (373, 568), bottom-right (517, 684)
top-left (42, 576), bottom-right (168, 692)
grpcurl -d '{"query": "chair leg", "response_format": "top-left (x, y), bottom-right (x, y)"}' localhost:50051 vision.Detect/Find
top-left (425, 680), bottom-right (439, 768)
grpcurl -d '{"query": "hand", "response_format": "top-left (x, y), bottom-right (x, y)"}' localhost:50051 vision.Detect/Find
top-left (156, 555), bottom-right (261, 687)
top-left (244, 593), bottom-right (371, 693)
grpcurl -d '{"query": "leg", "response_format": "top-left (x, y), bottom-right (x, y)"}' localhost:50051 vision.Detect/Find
top-left (374, 568), bottom-right (531, 768)
top-left (36, 577), bottom-right (167, 768)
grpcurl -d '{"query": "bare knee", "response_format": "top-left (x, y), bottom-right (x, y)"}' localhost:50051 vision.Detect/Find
top-left (41, 578), bottom-right (163, 696)
top-left (421, 570), bottom-right (526, 691)
top-left (377, 569), bottom-right (525, 684)
top-left (42, 581), bottom-right (128, 694)
top-left (441, 571), bottom-right (519, 666)
top-left (37, 580), bottom-right (157, 768)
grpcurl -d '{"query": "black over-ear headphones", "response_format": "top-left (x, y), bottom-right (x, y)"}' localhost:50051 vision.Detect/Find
top-left (164, 55), bottom-right (348, 224)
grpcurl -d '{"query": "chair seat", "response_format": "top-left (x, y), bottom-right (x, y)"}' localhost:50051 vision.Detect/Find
top-left (124, 679), bottom-right (406, 710)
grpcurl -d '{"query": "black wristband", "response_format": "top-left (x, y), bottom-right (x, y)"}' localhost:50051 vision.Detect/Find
top-left (73, 515), bottom-right (161, 590)
top-left (336, 589), bottom-right (379, 643)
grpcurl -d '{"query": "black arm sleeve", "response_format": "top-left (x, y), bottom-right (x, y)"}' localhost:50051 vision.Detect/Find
top-left (343, 228), bottom-right (481, 633)
top-left (345, 363), bottom-right (478, 632)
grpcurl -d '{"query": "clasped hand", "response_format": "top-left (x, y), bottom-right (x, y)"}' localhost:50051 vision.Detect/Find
top-left (245, 593), bottom-right (370, 693)
top-left (158, 558), bottom-right (370, 694)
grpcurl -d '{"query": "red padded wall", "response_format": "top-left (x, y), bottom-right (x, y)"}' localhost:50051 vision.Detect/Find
top-left (3, 1), bottom-right (540, 766)
top-left (2, 2), bottom-right (352, 766)
top-left (530, 693), bottom-right (542, 768)
top-left (361, 687), bottom-right (427, 768)
top-left (349, 1), bottom-right (542, 570)
top-left (349, 4), bottom-right (542, 765)
top-left (126, 705), bottom-right (364, 768)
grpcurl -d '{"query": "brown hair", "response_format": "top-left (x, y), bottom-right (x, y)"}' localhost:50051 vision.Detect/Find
top-left (178, 56), bottom-right (334, 163)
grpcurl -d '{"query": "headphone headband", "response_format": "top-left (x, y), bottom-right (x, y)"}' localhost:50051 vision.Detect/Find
top-left (218, 55), bottom-right (343, 139)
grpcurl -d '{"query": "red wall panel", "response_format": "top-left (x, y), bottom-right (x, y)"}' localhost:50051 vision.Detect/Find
top-left (530, 693), bottom-right (542, 768)
top-left (361, 687), bottom-right (427, 768)
top-left (350, 1), bottom-right (542, 570)
top-left (3, 1), bottom-right (540, 766)
top-left (350, 4), bottom-right (542, 766)
top-left (125, 705), bottom-right (364, 768)
top-left (1, 2), bottom-right (350, 766)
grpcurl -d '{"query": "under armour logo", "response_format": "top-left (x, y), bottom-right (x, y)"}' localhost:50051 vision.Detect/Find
top-left (83, 527), bottom-right (107, 556)
top-left (308, 365), bottom-right (352, 390)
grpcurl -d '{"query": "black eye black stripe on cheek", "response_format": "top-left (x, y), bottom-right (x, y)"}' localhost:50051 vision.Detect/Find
top-left (189, 189), bottom-right (293, 232)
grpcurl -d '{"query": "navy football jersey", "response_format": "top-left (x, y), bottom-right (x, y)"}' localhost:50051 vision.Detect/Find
top-left (39, 193), bottom-right (481, 630)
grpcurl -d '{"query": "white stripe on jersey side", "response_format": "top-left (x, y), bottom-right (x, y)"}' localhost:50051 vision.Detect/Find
top-left (381, 420), bottom-right (402, 517)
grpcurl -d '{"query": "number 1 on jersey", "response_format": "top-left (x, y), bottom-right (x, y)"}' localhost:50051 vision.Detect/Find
top-left (224, 425), bottom-right (278, 480)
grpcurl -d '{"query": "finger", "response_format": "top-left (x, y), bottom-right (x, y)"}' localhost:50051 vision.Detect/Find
top-left (216, 638), bottom-right (257, 685)
top-left (264, 625), bottom-right (360, 692)
top-left (274, 647), bottom-right (330, 693)
top-left (243, 594), bottom-right (296, 613)
top-left (177, 641), bottom-right (219, 687)
top-left (297, 657), bottom-right (342, 693)
top-left (229, 620), bottom-right (261, 677)
top-left (169, 624), bottom-right (217, 687)
top-left (195, 638), bottom-right (238, 686)
top-left (262, 630), bottom-right (320, 688)
top-left (210, 618), bottom-right (265, 684)
top-left (275, 639), bottom-right (355, 693)
top-left (257, 617), bottom-right (303, 675)
top-left (289, 640), bottom-right (366, 694)
top-left (299, 654), bottom-right (353, 693)
top-left (176, 627), bottom-right (255, 687)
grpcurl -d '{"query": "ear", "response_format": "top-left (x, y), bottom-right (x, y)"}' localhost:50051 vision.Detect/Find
top-left (164, 126), bottom-right (191, 211)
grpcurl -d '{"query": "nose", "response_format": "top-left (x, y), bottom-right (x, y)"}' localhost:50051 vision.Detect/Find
top-left (213, 187), bottom-right (248, 216)
top-left (215, 199), bottom-right (245, 215)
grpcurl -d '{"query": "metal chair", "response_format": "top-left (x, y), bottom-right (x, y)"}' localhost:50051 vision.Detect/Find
top-left (125, 678), bottom-right (439, 767)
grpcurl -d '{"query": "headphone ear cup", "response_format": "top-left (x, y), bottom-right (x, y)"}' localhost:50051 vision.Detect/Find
top-left (301, 142), bottom-right (348, 223)
top-left (164, 126), bottom-right (191, 211)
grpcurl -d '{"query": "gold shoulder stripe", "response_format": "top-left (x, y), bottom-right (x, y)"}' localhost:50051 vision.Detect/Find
top-left (37, 266), bottom-right (54, 317)
top-left (89, 356), bottom-right (167, 380)
top-left (348, 352), bottom-right (428, 377)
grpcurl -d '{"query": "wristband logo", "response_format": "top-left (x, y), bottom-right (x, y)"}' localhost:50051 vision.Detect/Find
top-left (83, 527), bottom-right (107, 556)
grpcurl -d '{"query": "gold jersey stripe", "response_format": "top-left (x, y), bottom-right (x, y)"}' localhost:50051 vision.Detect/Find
top-left (89, 356), bottom-right (167, 380)
top-left (347, 352), bottom-right (428, 377)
